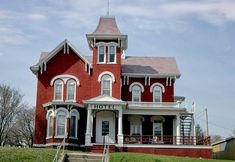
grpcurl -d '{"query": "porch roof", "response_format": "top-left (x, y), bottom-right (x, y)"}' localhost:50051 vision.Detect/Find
top-left (83, 95), bottom-right (127, 106)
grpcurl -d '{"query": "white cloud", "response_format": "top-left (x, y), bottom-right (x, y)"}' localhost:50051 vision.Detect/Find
top-left (28, 13), bottom-right (47, 22)
top-left (0, 26), bottom-right (28, 45)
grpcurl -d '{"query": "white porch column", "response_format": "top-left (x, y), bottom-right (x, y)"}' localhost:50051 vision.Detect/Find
top-left (176, 114), bottom-right (181, 145)
top-left (117, 108), bottom-right (123, 145)
top-left (85, 108), bottom-right (92, 146)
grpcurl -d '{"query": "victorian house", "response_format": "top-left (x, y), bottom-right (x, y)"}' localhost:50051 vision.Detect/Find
top-left (30, 16), bottom-right (212, 158)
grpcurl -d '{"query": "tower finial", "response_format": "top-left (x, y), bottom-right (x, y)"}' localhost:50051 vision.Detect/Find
top-left (107, 0), bottom-right (109, 16)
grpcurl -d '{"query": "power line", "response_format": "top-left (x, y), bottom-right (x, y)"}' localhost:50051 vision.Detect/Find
top-left (196, 116), bottom-right (233, 133)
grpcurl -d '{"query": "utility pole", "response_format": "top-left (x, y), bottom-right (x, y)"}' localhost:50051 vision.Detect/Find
top-left (205, 108), bottom-right (209, 136)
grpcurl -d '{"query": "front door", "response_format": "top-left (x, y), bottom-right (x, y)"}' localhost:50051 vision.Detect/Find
top-left (96, 111), bottom-right (115, 143)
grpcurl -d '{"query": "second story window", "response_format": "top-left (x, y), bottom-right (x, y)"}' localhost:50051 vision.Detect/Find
top-left (129, 82), bottom-right (144, 102)
top-left (132, 85), bottom-right (141, 102)
top-left (150, 83), bottom-right (165, 103)
top-left (101, 74), bottom-right (112, 96)
top-left (153, 86), bottom-right (162, 102)
top-left (54, 79), bottom-right (63, 101)
top-left (98, 45), bottom-right (105, 63)
top-left (108, 45), bottom-right (116, 63)
top-left (67, 79), bottom-right (76, 101)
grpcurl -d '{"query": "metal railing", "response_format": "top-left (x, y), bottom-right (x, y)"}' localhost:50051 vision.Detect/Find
top-left (123, 135), bottom-right (211, 146)
top-left (52, 134), bottom-right (67, 162)
top-left (102, 135), bottom-right (110, 162)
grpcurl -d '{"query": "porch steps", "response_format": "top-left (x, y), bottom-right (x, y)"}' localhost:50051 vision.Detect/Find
top-left (180, 113), bottom-right (193, 137)
top-left (65, 152), bottom-right (103, 162)
top-left (90, 144), bottom-right (116, 153)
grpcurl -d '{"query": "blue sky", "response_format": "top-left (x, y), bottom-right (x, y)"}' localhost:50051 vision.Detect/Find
top-left (0, 0), bottom-right (235, 137)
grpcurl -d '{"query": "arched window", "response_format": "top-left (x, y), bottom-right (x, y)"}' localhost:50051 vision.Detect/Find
top-left (150, 83), bottom-right (165, 102)
top-left (67, 79), bottom-right (76, 101)
top-left (54, 79), bottom-right (63, 101)
top-left (129, 82), bottom-right (144, 102)
top-left (153, 86), bottom-right (162, 102)
top-left (47, 111), bottom-right (54, 138)
top-left (56, 110), bottom-right (67, 137)
top-left (70, 110), bottom-right (79, 138)
top-left (132, 85), bottom-right (141, 102)
top-left (101, 74), bottom-right (112, 96)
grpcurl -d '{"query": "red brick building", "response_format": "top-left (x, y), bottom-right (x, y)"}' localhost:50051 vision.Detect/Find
top-left (30, 16), bottom-right (212, 158)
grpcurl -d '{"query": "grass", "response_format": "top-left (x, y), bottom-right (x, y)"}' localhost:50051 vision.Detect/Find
top-left (110, 152), bottom-right (234, 162)
top-left (0, 148), bottom-right (233, 162)
top-left (0, 147), bottom-right (56, 162)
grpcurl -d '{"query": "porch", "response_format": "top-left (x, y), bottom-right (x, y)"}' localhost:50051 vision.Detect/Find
top-left (123, 135), bottom-right (211, 145)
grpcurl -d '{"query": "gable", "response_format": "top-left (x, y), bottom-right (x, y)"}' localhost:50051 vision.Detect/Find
top-left (30, 39), bottom-right (92, 76)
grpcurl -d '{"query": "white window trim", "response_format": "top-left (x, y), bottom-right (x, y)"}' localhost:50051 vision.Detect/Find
top-left (108, 44), bottom-right (116, 64)
top-left (55, 108), bottom-right (69, 138)
top-left (101, 75), bottom-right (112, 96)
top-left (50, 74), bottom-right (80, 86)
top-left (97, 44), bottom-right (106, 64)
top-left (150, 83), bottom-right (165, 93)
top-left (53, 79), bottom-right (64, 102)
top-left (46, 109), bottom-right (55, 139)
top-left (69, 109), bottom-right (80, 139)
top-left (98, 71), bottom-right (115, 83)
top-left (66, 79), bottom-right (76, 102)
top-left (129, 82), bottom-right (144, 102)
top-left (153, 86), bottom-right (162, 102)
top-left (129, 82), bottom-right (144, 93)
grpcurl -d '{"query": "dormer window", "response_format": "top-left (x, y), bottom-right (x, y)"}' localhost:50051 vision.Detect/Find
top-left (54, 79), bottom-right (63, 101)
top-left (108, 45), bottom-right (116, 63)
top-left (98, 45), bottom-right (105, 63)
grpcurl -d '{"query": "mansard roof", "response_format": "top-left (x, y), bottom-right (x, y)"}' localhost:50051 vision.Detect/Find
top-left (86, 16), bottom-right (128, 50)
top-left (93, 16), bottom-right (122, 35)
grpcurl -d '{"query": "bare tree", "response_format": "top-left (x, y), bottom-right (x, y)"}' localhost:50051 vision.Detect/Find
top-left (0, 84), bottom-right (23, 146)
top-left (211, 134), bottom-right (223, 143)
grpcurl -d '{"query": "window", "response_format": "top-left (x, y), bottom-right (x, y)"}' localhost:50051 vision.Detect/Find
top-left (128, 116), bottom-right (144, 136)
top-left (153, 121), bottom-right (163, 141)
top-left (98, 45), bottom-right (105, 63)
top-left (153, 86), bottom-right (162, 102)
top-left (67, 79), bottom-right (76, 101)
top-left (131, 123), bottom-right (142, 136)
top-left (102, 121), bottom-right (109, 136)
top-left (101, 74), bottom-right (112, 96)
top-left (108, 45), bottom-right (116, 63)
top-left (54, 79), bottom-right (63, 101)
top-left (132, 85), bottom-right (141, 102)
top-left (150, 83), bottom-right (165, 103)
top-left (47, 112), bottom-right (53, 137)
top-left (70, 110), bottom-right (79, 138)
top-left (56, 110), bottom-right (66, 137)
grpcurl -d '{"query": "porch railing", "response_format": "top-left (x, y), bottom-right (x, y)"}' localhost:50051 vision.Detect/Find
top-left (123, 135), bottom-right (211, 146)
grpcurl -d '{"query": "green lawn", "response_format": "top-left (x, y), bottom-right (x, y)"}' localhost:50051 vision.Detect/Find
top-left (110, 152), bottom-right (234, 162)
top-left (0, 148), bottom-right (233, 162)
top-left (0, 147), bottom-right (56, 162)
